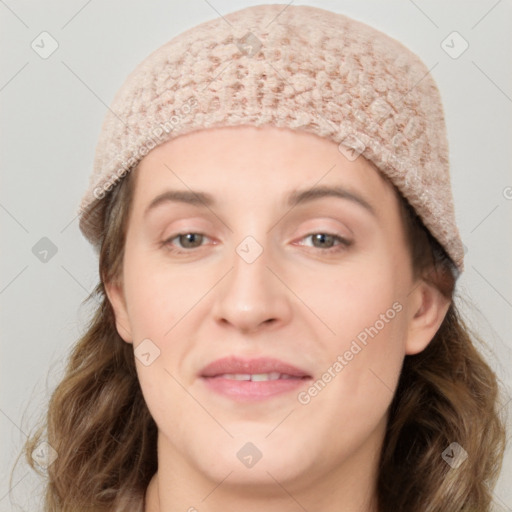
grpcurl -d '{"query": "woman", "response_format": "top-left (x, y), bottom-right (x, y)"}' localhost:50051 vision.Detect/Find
top-left (18, 4), bottom-right (506, 511)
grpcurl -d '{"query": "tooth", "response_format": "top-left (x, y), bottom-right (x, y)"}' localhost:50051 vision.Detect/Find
top-left (223, 374), bottom-right (251, 380)
top-left (250, 372), bottom-right (282, 381)
top-left (250, 373), bottom-right (268, 381)
top-left (219, 372), bottom-right (295, 381)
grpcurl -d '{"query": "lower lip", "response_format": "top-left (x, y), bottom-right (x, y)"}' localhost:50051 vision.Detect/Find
top-left (200, 376), bottom-right (311, 401)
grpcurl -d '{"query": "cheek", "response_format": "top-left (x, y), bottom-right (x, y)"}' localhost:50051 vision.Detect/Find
top-left (121, 251), bottom-right (195, 438)
top-left (301, 256), bottom-right (408, 433)
top-left (122, 250), bottom-right (188, 341)
top-left (289, 298), bottom-right (407, 473)
top-left (311, 250), bottom-right (407, 352)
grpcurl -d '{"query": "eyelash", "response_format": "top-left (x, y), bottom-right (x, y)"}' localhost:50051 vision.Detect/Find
top-left (161, 232), bottom-right (352, 255)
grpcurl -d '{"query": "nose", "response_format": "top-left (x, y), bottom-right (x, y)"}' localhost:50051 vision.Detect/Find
top-left (210, 238), bottom-right (293, 335)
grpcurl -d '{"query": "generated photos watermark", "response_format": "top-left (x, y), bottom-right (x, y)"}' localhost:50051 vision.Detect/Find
top-left (92, 96), bottom-right (199, 201)
top-left (297, 301), bottom-right (403, 405)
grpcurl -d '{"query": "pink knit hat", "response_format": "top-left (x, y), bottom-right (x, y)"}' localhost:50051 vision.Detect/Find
top-left (78, 3), bottom-right (464, 275)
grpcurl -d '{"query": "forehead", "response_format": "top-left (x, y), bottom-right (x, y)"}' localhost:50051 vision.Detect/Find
top-left (130, 125), bottom-right (397, 216)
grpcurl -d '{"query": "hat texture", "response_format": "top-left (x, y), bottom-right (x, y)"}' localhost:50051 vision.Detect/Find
top-left (78, 3), bottom-right (464, 274)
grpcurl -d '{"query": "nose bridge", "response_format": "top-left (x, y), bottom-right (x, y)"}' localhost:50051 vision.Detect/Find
top-left (211, 229), bottom-right (291, 332)
top-left (227, 206), bottom-right (274, 285)
top-left (232, 233), bottom-right (270, 293)
top-left (229, 232), bottom-right (275, 305)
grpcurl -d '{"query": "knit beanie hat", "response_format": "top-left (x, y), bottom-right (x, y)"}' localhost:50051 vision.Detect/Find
top-left (78, 3), bottom-right (465, 276)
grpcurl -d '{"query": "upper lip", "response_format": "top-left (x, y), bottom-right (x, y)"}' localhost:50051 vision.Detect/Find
top-left (200, 356), bottom-right (311, 378)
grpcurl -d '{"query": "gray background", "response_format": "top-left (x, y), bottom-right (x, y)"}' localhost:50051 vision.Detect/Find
top-left (1, 0), bottom-right (511, 510)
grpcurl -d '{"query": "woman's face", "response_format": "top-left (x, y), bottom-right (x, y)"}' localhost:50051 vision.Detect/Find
top-left (107, 125), bottom-right (447, 495)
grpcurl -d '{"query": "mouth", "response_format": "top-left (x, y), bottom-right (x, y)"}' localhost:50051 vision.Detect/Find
top-left (206, 372), bottom-right (309, 381)
top-left (199, 356), bottom-right (312, 401)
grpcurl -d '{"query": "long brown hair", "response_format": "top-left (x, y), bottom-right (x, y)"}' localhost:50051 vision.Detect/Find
top-left (10, 164), bottom-right (507, 511)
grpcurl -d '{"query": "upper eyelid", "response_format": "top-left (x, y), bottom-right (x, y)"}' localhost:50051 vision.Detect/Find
top-left (159, 215), bottom-right (354, 235)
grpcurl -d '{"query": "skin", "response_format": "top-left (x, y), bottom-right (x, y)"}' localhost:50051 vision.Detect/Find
top-left (105, 125), bottom-right (450, 512)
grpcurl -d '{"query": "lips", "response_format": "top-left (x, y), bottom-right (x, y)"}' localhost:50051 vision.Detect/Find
top-left (200, 356), bottom-right (311, 379)
top-left (199, 356), bottom-right (312, 401)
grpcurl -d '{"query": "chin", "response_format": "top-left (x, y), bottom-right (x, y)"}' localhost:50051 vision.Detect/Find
top-left (198, 453), bottom-right (310, 489)
top-left (186, 430), bottom-right (314, 487)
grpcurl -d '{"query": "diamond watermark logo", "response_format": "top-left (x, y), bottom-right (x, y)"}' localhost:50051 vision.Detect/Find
top-left (236, 32), bottom-right (262, 57)
top-left (237, 442), bottom-right (263, 468)
top-left (338, 135), bottom-right (366, 162)
top-left (236, 236), bottom-right (263, 264)
top-left (134, 338), bottom-right (161, 366)
top-left (31, 31), bottom-right (59, 59)
top-left (441, 31), bottom-right (469, 59)
top-left (31, 441), bottom-right (58, 469)
top-left (32, 237), bottom-right (58, 263)
top-left (441, 442), bottom-right (468, 469)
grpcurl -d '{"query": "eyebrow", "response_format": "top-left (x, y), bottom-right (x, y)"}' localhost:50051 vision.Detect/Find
top-left (144, 185), bottom-right (377, 218)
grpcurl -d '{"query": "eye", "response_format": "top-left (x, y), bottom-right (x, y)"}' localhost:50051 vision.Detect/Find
top-left (162, 232), bottom-right (210, 253)
top-left (161, 231), bottom-right (352, 255)
top-left (298, 232), bottom-right (352, 253)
